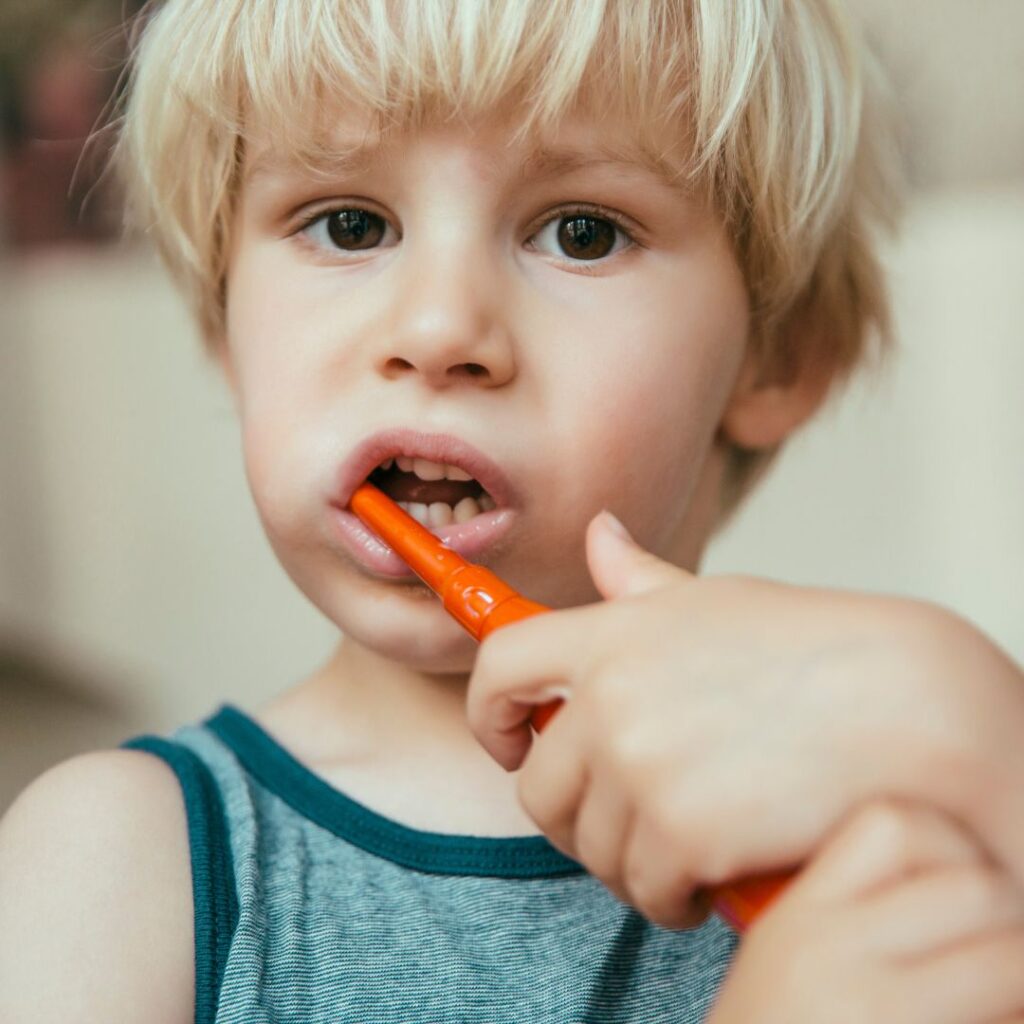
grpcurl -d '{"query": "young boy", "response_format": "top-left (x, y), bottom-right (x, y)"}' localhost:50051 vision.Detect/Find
top-left (2, 1), bottom-right (1023, 1022)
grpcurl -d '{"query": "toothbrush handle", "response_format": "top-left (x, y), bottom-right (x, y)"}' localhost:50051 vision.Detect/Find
top-left (479, 595), bottom-right (793, 932)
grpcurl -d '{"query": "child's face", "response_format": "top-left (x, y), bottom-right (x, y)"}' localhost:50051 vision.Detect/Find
top-left (223, 106), bottom-right (750, 673)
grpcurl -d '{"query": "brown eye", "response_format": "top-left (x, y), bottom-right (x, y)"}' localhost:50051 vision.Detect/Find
top-left (325, 209), bottom-right (386, 250)
top-left (556, 216), bottom-right (617, 260)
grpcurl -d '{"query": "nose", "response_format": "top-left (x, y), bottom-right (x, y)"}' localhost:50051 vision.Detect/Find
top-left (376, 244), bottom-right (517, 389)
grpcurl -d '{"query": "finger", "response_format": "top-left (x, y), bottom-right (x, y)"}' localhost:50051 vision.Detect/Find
top-left (585, 510), bottom-right (691, 601)
top-left (466, 610), bottom-right (592, 770)
top-left (852, 864), bottom-right (1024, 959)
top-left (621, 804), bottom-right (700, 930)
top-left (896, 927), bottom-right (1024, 1024)
top-left (515, 707), bottom-right (587, 857)
top-left (572, 764), bottom-right (634, 902)
top-left (792, 799), bottom-right (986, 907)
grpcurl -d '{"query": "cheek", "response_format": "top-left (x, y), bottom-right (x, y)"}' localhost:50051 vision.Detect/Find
top-left (551, 269), bottom-right (748, 545)
top-left (225, 259), bottom-right (324, 540)
top-left (582, 360), bottom-right (715, 520)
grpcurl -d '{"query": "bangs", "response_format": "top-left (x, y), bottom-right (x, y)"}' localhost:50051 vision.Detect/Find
top-left (139, 0), bottom-right (708, 167)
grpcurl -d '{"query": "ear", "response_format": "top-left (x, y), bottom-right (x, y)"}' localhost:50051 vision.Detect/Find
top-left (720, 320), bottom-right (837, 450)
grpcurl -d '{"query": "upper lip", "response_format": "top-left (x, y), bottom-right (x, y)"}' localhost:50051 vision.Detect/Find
top-left (332, 428), bottom-right (519, 511)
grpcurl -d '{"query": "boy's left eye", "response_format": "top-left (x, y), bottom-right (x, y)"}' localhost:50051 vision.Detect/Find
top-left (529, 210), bottom-right (632, 262)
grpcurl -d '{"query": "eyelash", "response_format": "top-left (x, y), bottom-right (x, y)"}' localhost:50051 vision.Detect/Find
top-left (292, 202), bottom-right (641, 268)
top-left (527, 203), bottom-right (640, 268)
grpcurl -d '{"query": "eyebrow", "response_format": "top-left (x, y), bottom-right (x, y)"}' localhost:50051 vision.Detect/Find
top-left (245, 146), bottom-right (379, 184)
top-left (246, 140), bottom-right (692, 197)
top-left (516, 145), bottom-right (691, 195)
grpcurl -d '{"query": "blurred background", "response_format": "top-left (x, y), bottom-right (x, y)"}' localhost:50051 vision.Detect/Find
top-left (1, 0), bottom-right (1021, 812)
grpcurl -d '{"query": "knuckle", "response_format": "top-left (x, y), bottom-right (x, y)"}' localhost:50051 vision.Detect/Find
top-left (848, 798), bottom-right (915, 856)
top-left (857, 798), bottom-right (912, 837)
top-left (954, 864), bottom-right (1006, 916)
top-left (605, 724), bottom-right (647, 775)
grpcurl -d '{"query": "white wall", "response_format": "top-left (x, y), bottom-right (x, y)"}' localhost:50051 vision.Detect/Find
top-left (706, 186), bottom-right (1024, 666)
top-left (0, 247), bottom-right (338, 739)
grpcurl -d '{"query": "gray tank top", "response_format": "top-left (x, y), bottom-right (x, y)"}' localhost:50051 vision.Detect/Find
top-left (121, 704), bottom-right (739, 1023)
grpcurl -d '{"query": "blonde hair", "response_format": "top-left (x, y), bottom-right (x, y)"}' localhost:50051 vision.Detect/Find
top-left (113, 0), bottom-right (902, 517)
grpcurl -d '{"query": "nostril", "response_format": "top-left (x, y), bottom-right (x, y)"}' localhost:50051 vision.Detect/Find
top-left (383, 358), bottom-right (488, 379)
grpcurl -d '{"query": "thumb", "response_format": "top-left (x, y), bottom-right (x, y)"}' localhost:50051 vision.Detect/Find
top-left (586, 510), bottom-right (691, 600)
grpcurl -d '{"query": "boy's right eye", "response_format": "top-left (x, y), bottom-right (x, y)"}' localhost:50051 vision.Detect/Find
top-left (299, 207), bottom-right (397, 253)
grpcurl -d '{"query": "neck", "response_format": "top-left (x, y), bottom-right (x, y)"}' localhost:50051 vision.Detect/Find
top-left (255, 634), bottom-right (542, 835)
top-left (277, 633), bottom-right (482, 762)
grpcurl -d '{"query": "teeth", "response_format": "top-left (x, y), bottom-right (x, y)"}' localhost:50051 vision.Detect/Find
top-left (406, 502), bottom-right (429, 525)
top-left (453, 496), bottom-right (481, 523)
top-left (412, 457), bottom-right (446, 481)
top-left (395, 496), bottom-right (488, 529)
top-left (387, 455), bottom-right (478, 483)
top-left (428, 502), bottom-right (454, 527)
top-left (381, 456), bottom-right (498, 528)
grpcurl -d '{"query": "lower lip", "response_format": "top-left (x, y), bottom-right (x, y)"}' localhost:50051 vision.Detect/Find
top-left (328, 504), bottom-right (517, 579)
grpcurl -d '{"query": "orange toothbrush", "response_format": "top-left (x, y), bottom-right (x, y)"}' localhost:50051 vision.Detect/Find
top-left (349, 481), bottom-right (791, 931)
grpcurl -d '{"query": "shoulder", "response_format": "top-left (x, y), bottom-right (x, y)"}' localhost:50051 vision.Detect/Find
top-left (0, 748), bottom-right (194, 1024)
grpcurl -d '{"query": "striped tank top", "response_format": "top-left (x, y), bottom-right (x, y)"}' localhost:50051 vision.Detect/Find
top-left (121, 704), bottom-right (739, 1023)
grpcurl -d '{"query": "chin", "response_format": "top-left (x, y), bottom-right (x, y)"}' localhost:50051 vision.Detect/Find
top-left (335, 581), bottom-right (481, 673)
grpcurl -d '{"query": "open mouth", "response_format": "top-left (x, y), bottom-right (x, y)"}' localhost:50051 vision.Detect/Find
top-left (331, 430), bottom-right (516, 574)
top-left (366, 456), bottom-right (497, 529)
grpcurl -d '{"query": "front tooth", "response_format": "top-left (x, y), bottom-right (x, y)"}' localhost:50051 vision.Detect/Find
top-left (445, 464), bottom-right (473, 481)
top-left (428, 502), bottom-right (454, 527)
top-left (478, 494), bottom-right (496, 511)
top-left (413, 457), bottom-right (445, 481)
top-left (381, 457), bottom-right (395, 470)
top-left (453, 496), bottom-right (481, 523)
top-left (396, 455), bottom-right (414, 472)
top-left (407, 502), bottom-right (429, 525)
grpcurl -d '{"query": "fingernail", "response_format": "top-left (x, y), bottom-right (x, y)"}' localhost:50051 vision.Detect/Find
top-left (600, 510), bottom-right (633, 541)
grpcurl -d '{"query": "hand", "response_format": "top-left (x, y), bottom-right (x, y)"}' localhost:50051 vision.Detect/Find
top-left (707, 799), bottom-right (1024, 1024)
top-left (466, 511), bottom-right (1024, 928)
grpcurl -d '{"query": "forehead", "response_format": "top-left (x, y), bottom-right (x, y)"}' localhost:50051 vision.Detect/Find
top-left (242, 104), bottom-right (696, 196)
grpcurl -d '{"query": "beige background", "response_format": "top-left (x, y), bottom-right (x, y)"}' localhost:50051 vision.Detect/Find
top-left (2, 1), bottom-right (1022, 811)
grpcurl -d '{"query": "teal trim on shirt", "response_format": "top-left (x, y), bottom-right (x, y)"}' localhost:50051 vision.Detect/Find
top-left (205, 703), bottom-right (584, 879)
top-left (121, 735), bottom-right (239, 1024)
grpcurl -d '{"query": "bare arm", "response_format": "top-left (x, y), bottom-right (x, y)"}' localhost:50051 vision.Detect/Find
top-left (0, 749), bottom-right (195, 1024)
